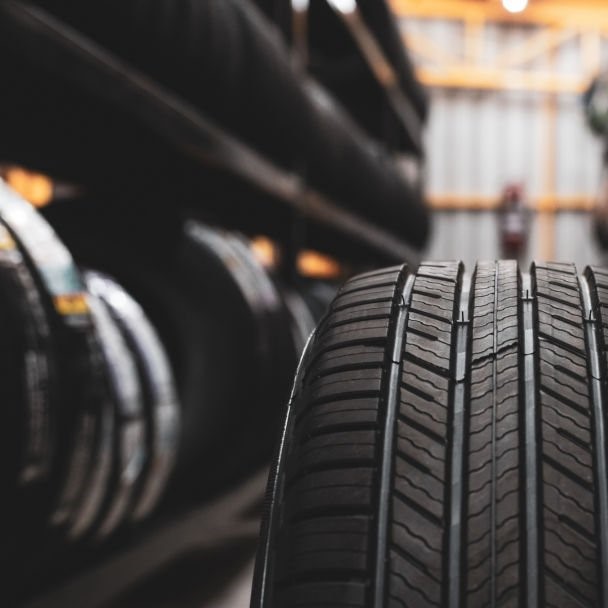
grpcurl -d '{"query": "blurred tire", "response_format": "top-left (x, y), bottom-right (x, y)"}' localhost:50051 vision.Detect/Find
top-left (0, 219), bottom-right (55, 601)
top-left (83, 273), bottom-right (150, 538)
top-left (44, 203), bottom-right (298, 497)
top-left (85, 270), bottom-right (180, 524)
top-left (0, 182), bottom-right (115, 601)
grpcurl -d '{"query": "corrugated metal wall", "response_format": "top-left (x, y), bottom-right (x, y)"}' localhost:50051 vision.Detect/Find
top-left (425, 210), bottom-right (605, 269)
top-left (403, 18), bottom-right (605, 199)
top-left (400, 18), bottom-right (607, 265)
top-left (425, 88), bottom-right (554, 198)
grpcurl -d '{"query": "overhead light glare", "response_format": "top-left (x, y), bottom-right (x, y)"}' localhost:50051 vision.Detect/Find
top-left (291, 0), bottom-right (309, 11)
top-left (326, 0), bottom-right (357, 15)
top-left (502, 0), bottom-right (528, 13)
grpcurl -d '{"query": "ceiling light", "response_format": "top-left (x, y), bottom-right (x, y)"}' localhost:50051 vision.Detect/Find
top-left (326, 0), bottom-right (357, 15)
top-left (291, 0), bottom-right (309, 11)
top-left (502, 0), bottom-right (528, 13)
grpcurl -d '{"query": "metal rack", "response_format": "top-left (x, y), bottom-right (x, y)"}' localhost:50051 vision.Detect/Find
top-left (0, 1), bottom-right (422, 267)
top-left (0, 3), bottom-right (429, 604)
top-left (325, 0), bottom-right (424, 155)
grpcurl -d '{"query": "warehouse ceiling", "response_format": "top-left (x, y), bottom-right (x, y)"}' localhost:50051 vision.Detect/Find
top-left (392, 0), bottom-right (608, 94)
top-left (390, 0), bottom-right (608, 29)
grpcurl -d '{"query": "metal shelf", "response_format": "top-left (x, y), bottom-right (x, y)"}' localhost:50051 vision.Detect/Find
top-left (325, 0), bottom-right (425, 156)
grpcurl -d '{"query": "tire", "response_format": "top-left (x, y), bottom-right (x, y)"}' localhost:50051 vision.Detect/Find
top-left (253, 260), bottom-right (608, 608)
top-left (0, 219), bottom-right (55, 602)
top-left (168, 223), bottom-right (296, 492)
top-left (85, 270), bottom-right (180, 526)
top-left (0, 221), bottom-right (54, 490)
top-left (64, 291), bottom-right (116, 541)
top-left (0, 183), bottom-right (106, 528)
top-left (44, 202), bottom-right (298, 497)
top-left (0, 183), bottom-right (114, 601)
top-left (83, 273), bottom-right (149, 539)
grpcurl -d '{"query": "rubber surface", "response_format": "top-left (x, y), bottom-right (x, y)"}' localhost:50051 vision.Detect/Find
top-left (0, 219), bottom-right (56, 602)
top-left (65, 292), bottom-right (116, 540)
top-left (0, 220), bottom-right (53, 487)
top-left (43, 203), bottom-right (298, 498)
top-left (0, 181), bottom-right (109, 536)
top-left (253, 260), bottom-right (608, 608)
top-left (169, 223), bottom-right (296, 492)
top-left (83, 274), bottom-right (147, 539)
top-left (85, 270), bottom-right (180, 524)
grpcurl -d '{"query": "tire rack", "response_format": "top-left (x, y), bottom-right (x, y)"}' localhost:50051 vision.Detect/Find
top-left (0, 1), bottom-right (428, 604)
top-left (315, 0), bottom-right (425, 155)
top-left (0, 0), bottom-right (423, 269)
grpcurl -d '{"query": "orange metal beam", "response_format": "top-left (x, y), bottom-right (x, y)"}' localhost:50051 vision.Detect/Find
top-left (427, 194), bottom-right (499, 210)
top-left (390, 0), bottom-right (608, 31)
top-left (494, 29), bottom-right (577, 69)
top-left (404, 24), bottom-right (589, 92)
top-left (428, 194), bottom-right (596, 211)
top-left (415, 65), bottom-right (587, 93)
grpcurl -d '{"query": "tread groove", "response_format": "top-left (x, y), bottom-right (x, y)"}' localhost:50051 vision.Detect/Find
top-left (489, 262), bottom-right (499, 608)
top-left (579, 273), bottom-right (608, 606)
top-left (447, 268), bottom-right (470, 608)
top-left (373, 270), bottom-right (415, 606)
top-left (523, 270), bottom-right (540, 608)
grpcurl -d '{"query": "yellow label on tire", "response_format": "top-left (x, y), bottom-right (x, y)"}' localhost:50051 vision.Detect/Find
top-left (53, 293), bottom-right (90, 316)
top-left (0, 228), bottom-right (16, 251)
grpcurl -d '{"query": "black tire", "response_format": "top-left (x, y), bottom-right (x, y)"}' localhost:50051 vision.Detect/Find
top-left (82, 273), bottom-right (149, 539)
top-left (253, 260), bottom-right (608, 608)
top-left (0, 183), bottom-right (106, 529)
top-left (84, 270), bottom-right (180, 526)
top-left (0, 220), bottom-right (54, 491)
top-left (0, 220), bottom-right (55, 603)
top-left (44, 202), bottom-right (298, 497)
top-left (0, 183), bottom-right (115, 602)
top-left (63, 290), bottom-right (116, 541)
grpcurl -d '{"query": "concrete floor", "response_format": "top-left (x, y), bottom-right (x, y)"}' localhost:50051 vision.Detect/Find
top-left (26, 470), bottom-right (267, 608)
top-left (207, 560), bottom-right (254, 608)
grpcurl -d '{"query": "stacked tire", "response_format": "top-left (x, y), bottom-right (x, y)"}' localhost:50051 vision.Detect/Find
top-left (42, 199), bottom-right (318, 497)
top-left (0, 182), bottom-right (180, 603)
top-left (253, 260), bottom-right (608, 607)
top-left (0, 180), bottom-right (322, 604)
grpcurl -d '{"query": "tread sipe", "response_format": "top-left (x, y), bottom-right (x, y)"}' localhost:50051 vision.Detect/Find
top-left (252, 261), bottom-right (608, 608)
